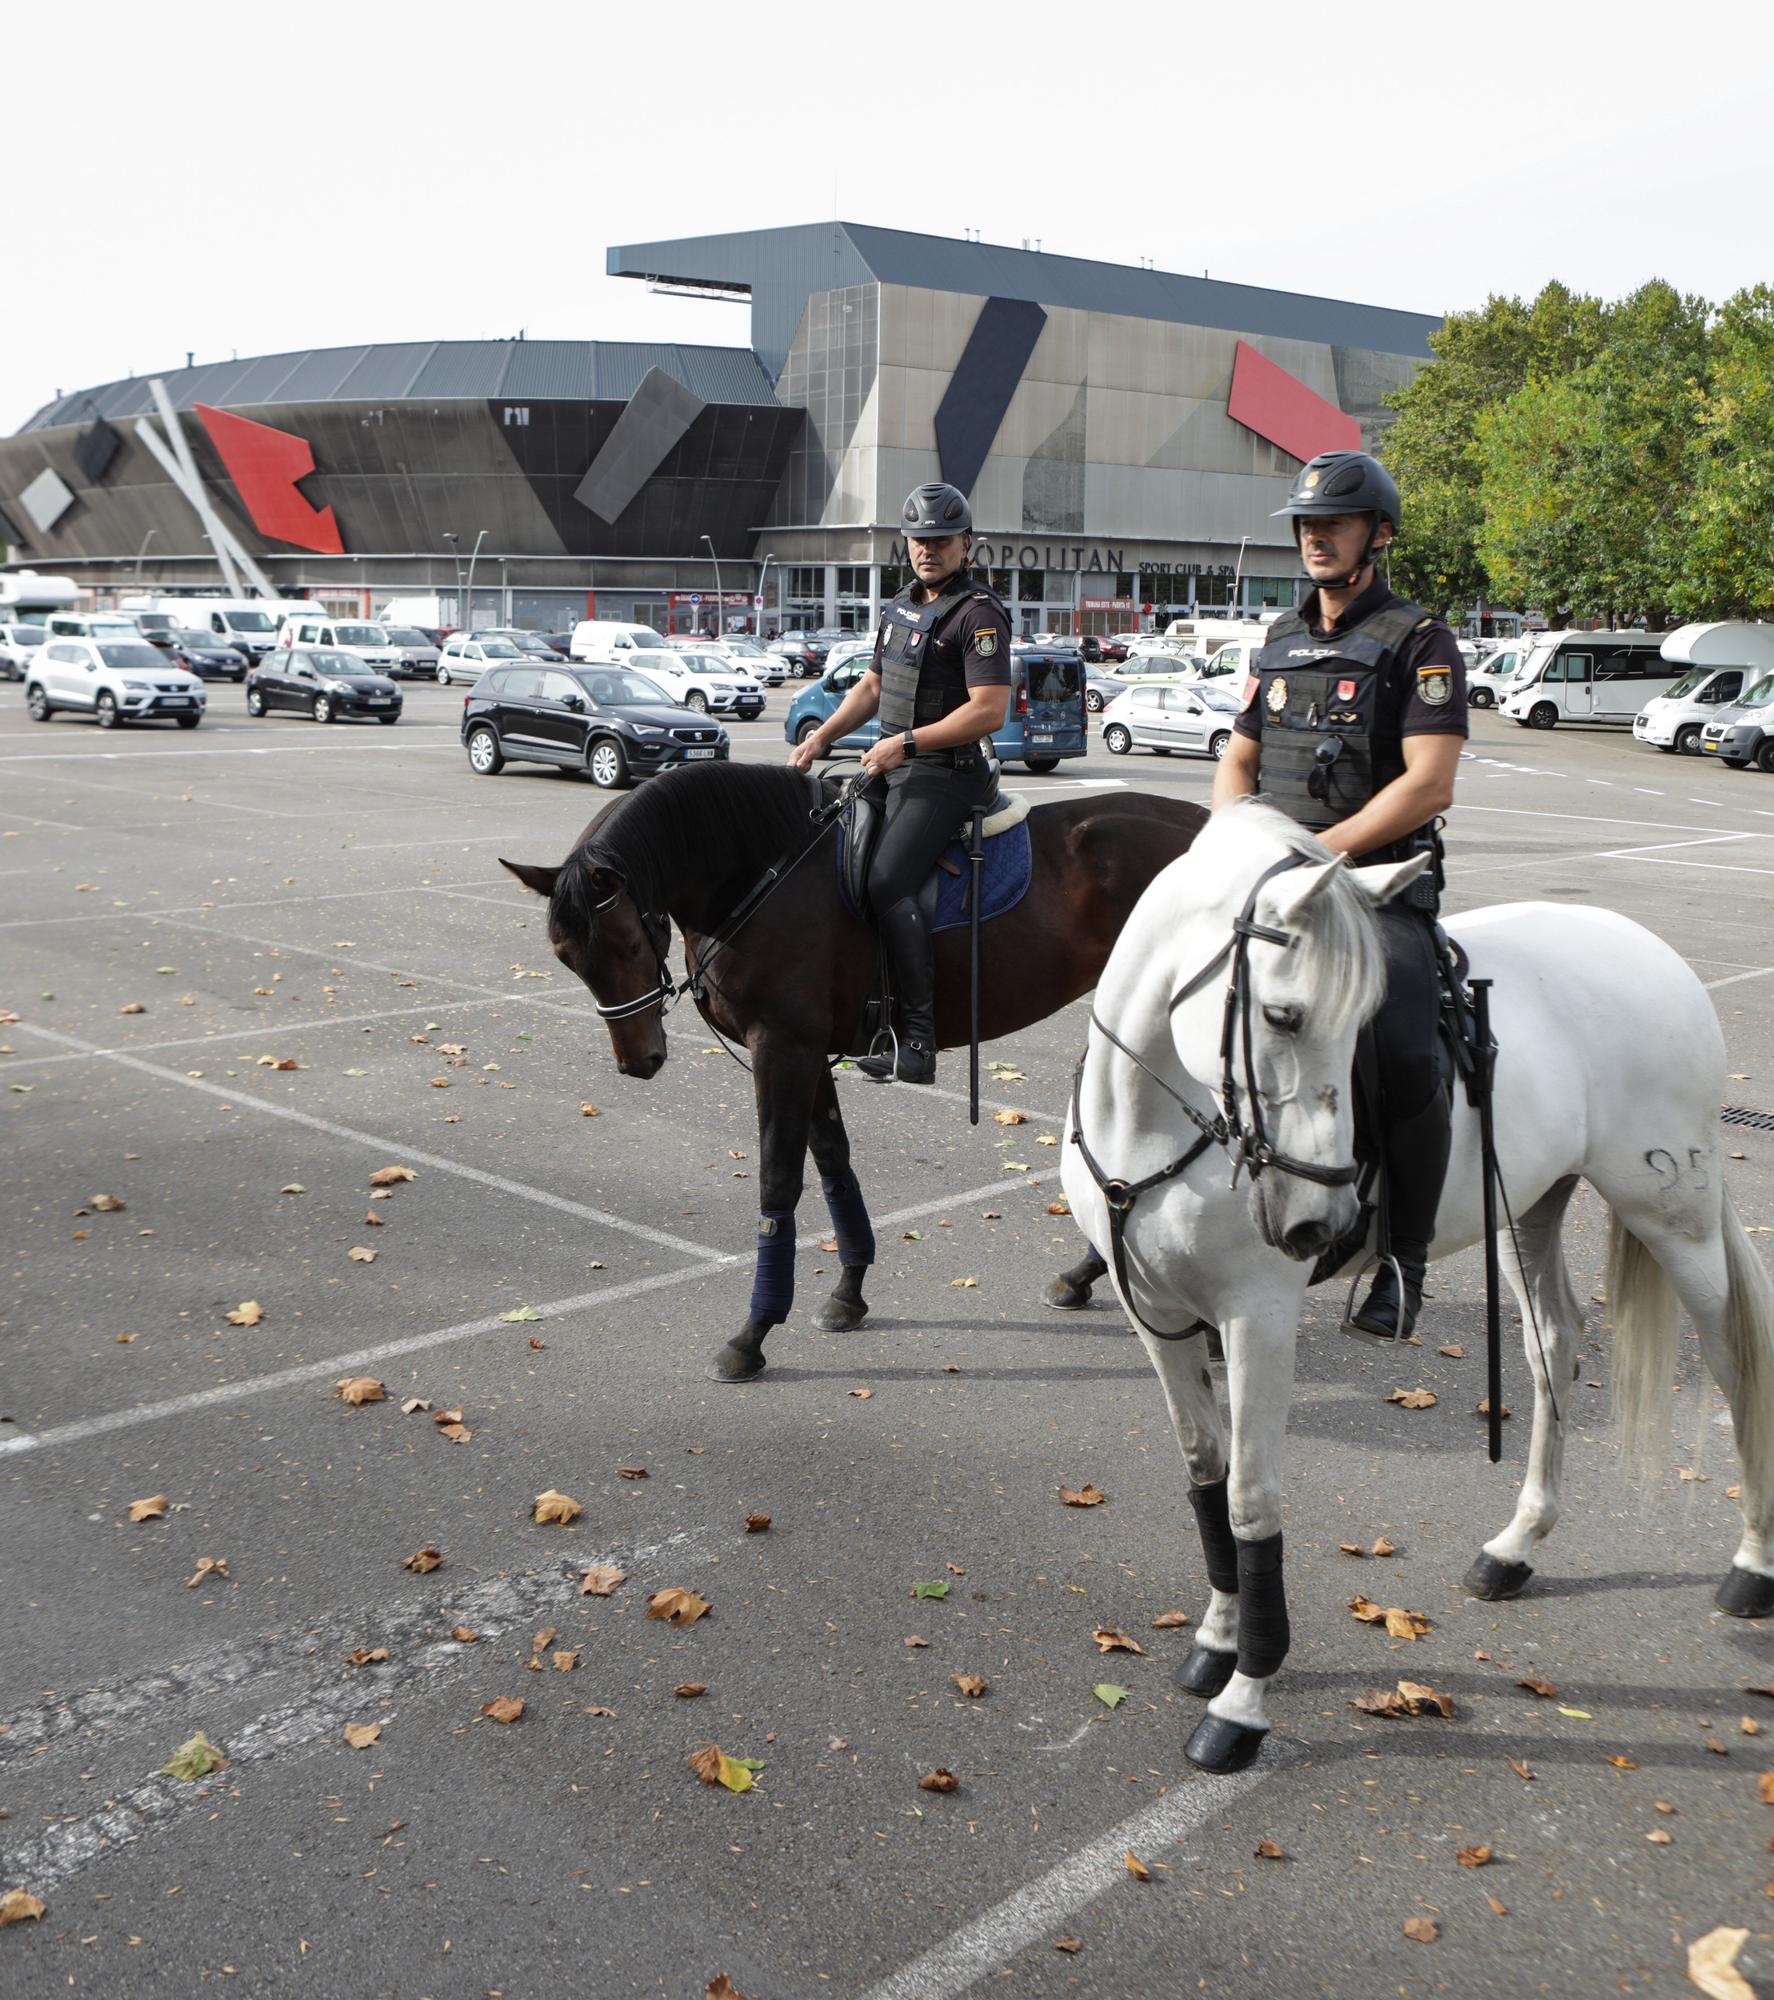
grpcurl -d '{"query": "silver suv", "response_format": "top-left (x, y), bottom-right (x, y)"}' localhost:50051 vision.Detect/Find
top-left (26, 637), bottom-right (206, 729)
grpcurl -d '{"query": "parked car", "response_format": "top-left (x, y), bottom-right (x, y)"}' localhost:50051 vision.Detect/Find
top-left (769, 632), bottom-right (826, 677)
top-left (461, 663), bottom-right (730, 787)
top-left (276, 616), bottom-right (404, 677)
top-left (167, 629), bottom-right (250, 681)
top-left (1633, 662), bottom-right (1751, 754)
top-left (246, 647), bottom-right (403, 724)
top-left (130, 610), bottom-right (182, 648)
top-left (1100, 679), bottom-right (1244, 760)
top-left (381, 625), bottom-right (443, 679)
top-left (475, 628), bottom-right (567, 662)
top-left (26, 637), bottom-right (206, 728)
top-left (621, 648), bottom-right (764, 719)
top-left (782, 645), bottom-right (1086, 773)
top-left (0, 620), bottom-right (47, 681)
top-left (538, 632), bottom-right (576, 657)
top-left (669, 634), bottom-right (787, 686)
top-left (437, 636), bottom-right (524, 685)
top-left (1697, 672), bottom-right (1774, 771)
top-left (1467, 644), bottom-right (1523, 710)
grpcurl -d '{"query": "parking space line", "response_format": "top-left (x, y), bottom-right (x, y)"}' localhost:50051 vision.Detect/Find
top-left (0, 740), bottom-right (460, 765)
top-left (10, 1020), bottom-right (725, 1260)
top-left (1618, 855), bottom-right (1774, 878)
top-left (1458, 802), bottom-right (1756, 835)
top-left (1596, 834), bottom-right (1757, 859)
top-left (1705, 967), bottom-right (1774, 991)
top-left (0, 878), bottom-right (517, 931)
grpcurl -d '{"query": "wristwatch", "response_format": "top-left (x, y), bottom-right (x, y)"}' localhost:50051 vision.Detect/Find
top-left (902, 729), bottom-right (916, 758)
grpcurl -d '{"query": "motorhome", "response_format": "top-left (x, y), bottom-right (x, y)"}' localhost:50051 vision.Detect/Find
top-left (1632, 623), bottom-right (1774, 755)
top-left (0, 570), bottom-right (81, 622)
top-left (1497, 629), bottom-right (1675, 729)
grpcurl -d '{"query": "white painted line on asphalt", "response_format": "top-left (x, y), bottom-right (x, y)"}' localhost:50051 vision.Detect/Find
top-left (0, 740), bottom-right (459, 764)
top-left (0, 877), bottom-right (517, 930)
top-left (1633, 787), bottom-right (1663, 795)
top-left (1458, 802), bottom-right (1754, 835)
top-left (1706, 967), bottom-right (1774, 991)
top-left (857, 1755), bottom-right (1284, 2000)
top-left (0, 812), bottom-right (87, 832)
top-left (10, 1020), bottom-right (724, 1260)
top-left (1617, 855), bottom-right (1774, 878)
top-left (1596, 833), bottom-right (1757, 859)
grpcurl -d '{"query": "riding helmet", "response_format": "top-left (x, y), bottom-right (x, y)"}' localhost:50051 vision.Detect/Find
top-left (902, 482), bottom-right (972, 538)
top-left (1271, 451), bottom-right (1401, 532)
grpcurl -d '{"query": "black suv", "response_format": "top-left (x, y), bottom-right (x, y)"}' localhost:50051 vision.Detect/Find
top-left (1699, 671), bottom-right (1774, 772)
top-left (461, 662), bottom-right (729, 787)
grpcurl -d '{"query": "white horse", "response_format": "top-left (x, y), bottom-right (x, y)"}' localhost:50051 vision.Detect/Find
top-left (1059, 799), bottom-right (1774, 1774)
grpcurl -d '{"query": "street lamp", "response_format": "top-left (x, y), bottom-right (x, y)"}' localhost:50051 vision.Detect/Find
top-left (701, 533), bottom-right (723, 636)
top-left (756, 552), bottom-right (775, 636)
top-left (134, 527), bottom-right (158, 586)
top-left (444, 532), bottom-right (463, 628)
top-left (464, 529), bottom-right (488, 632)
top-left (1232, 534), bottom-right (1250, 614)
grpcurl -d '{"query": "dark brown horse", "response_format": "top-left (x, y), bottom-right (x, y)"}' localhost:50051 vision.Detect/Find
top-left (502, 763), bottom-right (1204, 1381)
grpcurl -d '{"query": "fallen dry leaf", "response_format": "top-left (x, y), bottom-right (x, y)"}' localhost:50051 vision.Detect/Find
top-left (904, 1635), bottom-right (929, 1649)
top-left (1744, 1718), bottom-right (1763, 1736)
top-left (1092, 1627), bottom-right (1147, 1656)
top-left (1152, 1610), bottom-right (1190, 1629)
top-left (689, 1745), bottom-right (762, 1793)
top-left (583, 1706), bottom-right (616, 1717)
top-left (1253, 1838), bottom-right (1285, 1860)
top-left (480, 1697), bottom-right (524, 1725)
top-left (675, 1683), bottom-right (708, 1699)
top-left (1688, 1925), bottom-right (1754, 2000)
top-left (1476, 1397), bottom-right (1511, 1420)
top-left (1387, 1387), bottom-right (1438, 1410)
top-left (848, 1387), bottom-right (873, 1400)
top-left (89, 1193), bottom-right (127, 1212)
top-left (1486, 1895), bottom-right (1509, 1917)
top-left (531, 1489), bottom-right (583, 1525)
top-left (919, 1768), bottom-right (959, 1793)
top-left (432, 1408), bottom-right (464, 1427)
top-left (1339, 1542), bottom-right (1367, 1557)
top-left (336, 1376), bottom-right (386, 1405)
top-left (1438, 1343), bottom-right (1464, 1359)
top-left (1371, 1537), bottom-right (1397, 1558)
top-left (128, 1494), bottom-right (169, 1523)
top-left (1047, 1200), bottom-right (1071, 1216)
top-left (1385, 1606), bottom-right (1432, 1640)
top-left (1401, 1917), bottom-right (1438, 1944)
top-left (450, 1626), bottom-right (478, 1643)
top-left (0, 1889), bottom-right (46, 1925)
top-left (160, 1731), bottom-right (226, 1779)
top-left (618, 1465), bottom-right (648, 1480)
top-left (1605, 1754), bottom-right (1639, 1770)
top-left (346, 1245), bottom-right (377, 1264)
top-left (532, 1625), bottom-right (557, 1653)
top-left (119, 1001), bottom-right (146, 1015)
top-left (402, 1547), bottom-right (443, 1574)
top-left (400, 1396), bottom-right (430, 1415)
top-left (744, 1512), bottom-right (772, 1533)
top-left (579, 1103), bottom-right (600, 1118)
top-left (950, 1276), bottom-right (979, 1289)
top-left (1060, 1483), bottom-right (1106, 1507)
top-left (256, 1056), bottom-right (301, 1071)
top-left (1124, 1850), bottom-right (1150, 1882)
top-left (362, 1209), bottom-right (384, 1228)
top-left (343, 1722), bottom-right (382, 1750)
top-left (1518, 1676), bottom-right (1558, 1699)
top-left (1053, 1936), bottom-right (1081, 1954)
top-left (1759, 1771), bottom-right (1774, 1805)
top-left (224, 1300), bottom-right (264, 1327)
top-left (1507, 1755), bottom-right (1535, 1782)
top-left (1457, 1845), bottom-right (1493, 1868)
top-left (367, 1165), bottom-right (417, 1187)
top-left (1647, 1827), bottom-right (1673, 1844)
top-left (552, 1650), bottom-right (579, 1673)
top-left (1396, 1680), bottom-right (1454, 1718)
top-left (993, 1108), bottom-right (1027, 1126)
top-left (952, 1674), bottom-right (989, 1697)
top-left (706, 1978), bottom-right (748, 2000)
top-left (648, 1586), bottom-right (712, 1627)
top-left (579, 1565), bottom-right (627, 1597)
top-left (528, 1335), bottom-right (546, 1350)
top-left (437, 1422), bottom-right (472, 1444)
top-left (184, 1557), bottom-right (230, 1588)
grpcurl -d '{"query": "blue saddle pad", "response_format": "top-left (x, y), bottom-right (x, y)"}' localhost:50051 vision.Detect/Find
top-left (835, 818), bottom-right (1033, 933)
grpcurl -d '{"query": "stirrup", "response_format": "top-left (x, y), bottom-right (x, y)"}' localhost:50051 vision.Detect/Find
top-left (1340, 1252), bottom-right (1410, 1344)
top-left (855, 1022), bottom-right (900, 1081)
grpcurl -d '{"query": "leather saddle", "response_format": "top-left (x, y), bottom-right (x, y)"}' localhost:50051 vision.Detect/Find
top-left (831, 772), bottom-right (1029, 926)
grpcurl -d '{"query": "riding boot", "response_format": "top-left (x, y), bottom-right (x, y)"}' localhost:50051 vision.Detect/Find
top-left (1347, 1090), bottom-right (1452, 1340)
top-left (855, 896), bottom-right (937, 1084)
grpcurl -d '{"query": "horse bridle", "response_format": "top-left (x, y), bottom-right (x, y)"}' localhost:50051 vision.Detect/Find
top-left (586, 879), bottom-right (682, 1022)
top-left (1069, 850), bottom-right (1359, 1340)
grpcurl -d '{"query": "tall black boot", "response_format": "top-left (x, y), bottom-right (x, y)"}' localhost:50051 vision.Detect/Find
top-left (855, 896), bottom-right (937, 1084)
top-left (1347, 1091), bottom-right (1451, 1341)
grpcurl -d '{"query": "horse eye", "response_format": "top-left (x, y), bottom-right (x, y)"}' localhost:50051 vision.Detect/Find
top-left (1262, 1004), bottom-right (1303, 1034)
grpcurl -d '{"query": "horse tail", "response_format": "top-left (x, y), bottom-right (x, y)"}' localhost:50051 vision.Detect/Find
top-left (1720, 1186), bottom-right (1774, 1485)
top-left (1605, 1208), bottom-right (1681, 1473)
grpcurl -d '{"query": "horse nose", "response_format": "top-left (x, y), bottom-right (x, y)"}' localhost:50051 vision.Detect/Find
top-left (1281, 1218), bottom-right (1333, 1262)
top-left (631, 1048), bottom-right (665, 1081)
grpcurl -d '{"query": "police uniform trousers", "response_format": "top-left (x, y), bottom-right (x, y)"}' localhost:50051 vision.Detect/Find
top-left (1369, 902), bottom-right (1452, 1256)
top-left (865, 752), bottom-right (998, 915)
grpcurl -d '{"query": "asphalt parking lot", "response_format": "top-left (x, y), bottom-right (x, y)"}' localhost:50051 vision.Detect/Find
top-left (4, 682), bottom-right (1774, 1999)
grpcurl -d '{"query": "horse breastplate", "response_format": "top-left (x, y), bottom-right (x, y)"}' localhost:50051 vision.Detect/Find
top-left (875, 584), bottom-right (974, 736)
top-left (1252, 600), bottom-right (1428, 835)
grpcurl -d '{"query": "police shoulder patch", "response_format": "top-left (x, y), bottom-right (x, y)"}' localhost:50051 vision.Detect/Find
top-left (974, 628), bottom-right (998, 658)
top-left (1416, 664), bottom-right (1452, 707)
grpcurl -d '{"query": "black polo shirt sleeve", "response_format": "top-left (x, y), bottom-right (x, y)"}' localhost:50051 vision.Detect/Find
top-left (1396, 619), bottom-right (1468, 737)
top-left (953, 596), bottom-right (1013, 689)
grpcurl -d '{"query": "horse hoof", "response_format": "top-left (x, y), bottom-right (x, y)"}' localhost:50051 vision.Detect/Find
top-left (1463, 1552), bottom-right (1534, 1601)
top-left (1716, 1565), bottom-right (1774, 1619)
top-left (812, 1294), bottom-right (869, 1332)
top-left (1043, 1277), bottom-right (1093, 1310)
top-left (1185, 1712), bottom-right (1268, 1773)
top-left (709, 1345), bottom-right (765, 1384)
top-left (1175, 1645), bottom-right (1237, 1698)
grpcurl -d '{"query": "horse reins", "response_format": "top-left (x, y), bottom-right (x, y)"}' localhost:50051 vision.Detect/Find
top-left (1070, 851), bottom-right (1360, 1341)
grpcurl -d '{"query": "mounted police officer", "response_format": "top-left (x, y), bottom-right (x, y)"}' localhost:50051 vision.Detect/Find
top-left (1211, 450), bottom-right (1467, 1339)
top-left (786, 482), bottom-right (1012, 1083)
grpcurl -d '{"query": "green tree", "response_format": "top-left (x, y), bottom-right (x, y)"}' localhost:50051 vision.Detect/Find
top-left (1678, 285), bottom-right (1774, 619)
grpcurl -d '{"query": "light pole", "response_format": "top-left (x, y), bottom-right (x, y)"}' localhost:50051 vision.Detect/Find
top-left (133, 527), bottom-right (158, 587)
top-left (464, 529), bottom-right (488, 632)
top-left (1232, 534), bottom-right (1250, 615)
top-left (444, 533), bottom-right (463, 628)
top-left (756, 552), bottom-right (775, 636)
top-left (701, 533), bottom-right (722, 636)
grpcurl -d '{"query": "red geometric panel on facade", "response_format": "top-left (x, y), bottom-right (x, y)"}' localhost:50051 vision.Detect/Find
top-left (1226, 340), bottom-right (1360, 465)
top-left (194, 403), bottom-right (343, 554)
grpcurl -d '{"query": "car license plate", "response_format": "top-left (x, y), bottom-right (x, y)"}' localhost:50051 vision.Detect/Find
top-left (1030, 730), bottom-right (1054, 743)
top-left (369, 695), bottom-right (390, 704)
top-left (162, 697), bottom-right (191, 707)
top-left (686, 747), bottom-right (717, 759)
top-left (1702, 740), bottom-right (1719, 753)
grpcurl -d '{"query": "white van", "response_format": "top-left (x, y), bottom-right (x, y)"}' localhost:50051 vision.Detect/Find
top-left (1498, 630), bottom-right (1674, 730)
top-left (568, 620), bottom-right (667, 663)
top-left (1633, 622), bottom-right (1774, 756)
top-left (276, 615), bottom-right (402, 674)
top-left (44, 611), bottom-right (144, 644)
top-left (141, 598), bottom-right (290, 660)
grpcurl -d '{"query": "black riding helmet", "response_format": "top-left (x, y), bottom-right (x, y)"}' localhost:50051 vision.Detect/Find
top-left (1272, 451), bottom-right (1400, 586)
top-left (902, 482), bottom-right (972, 538)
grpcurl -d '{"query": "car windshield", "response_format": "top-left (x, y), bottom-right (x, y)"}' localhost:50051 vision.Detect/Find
top-left (99, 643), bottom-right (169, 669)
top-left (174, 630), bottom-right (222, 646)
top-left (1027, 657), bottom-right (1082, 702)
top-left (719, 638), bottom-right (768, 656)
top-left (1663, 666), bottom-right (1708, 699)
top-left (482, 642), bottom-right (522, 658)
top-left (227, 611), bottom-right (277, 633)
top-left (1198, 682), bottom-right (1245, 710)
top-left (309, 651), bottom-right (362, 673)
top-left (384, 627), bottom-right (429, 645)
top-left (578, 670), bottom-right (673, 706)
top-left (629, 650), bottom-right (681, 672)
top-left (9, 626), bottom-right (44, 646)
top-left (1740, 673), bottom-right (1774, 709)
top-left (135, 613), bottom-right (175, 631)
top-left (335, 624), bottom-right (385, 646)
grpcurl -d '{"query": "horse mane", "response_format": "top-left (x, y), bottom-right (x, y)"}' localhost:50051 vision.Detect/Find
top-left (1197, 799), bottom-right (1387, 1037)
top-left (550, 764), bottom-right (823, 935)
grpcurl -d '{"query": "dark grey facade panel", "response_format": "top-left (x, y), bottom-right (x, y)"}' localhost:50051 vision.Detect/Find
top-left (497, 340), bottom-right (601, 401)
top-left (936, 297), bottom-right (1048, 499)
top-left (574, 368), bottom-right (706, 524)
top-left (334, 343), bottom-right (439, 401)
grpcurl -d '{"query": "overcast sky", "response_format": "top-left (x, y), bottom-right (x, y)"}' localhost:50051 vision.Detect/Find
top-left (9, 0), bottom-right (1771, 436)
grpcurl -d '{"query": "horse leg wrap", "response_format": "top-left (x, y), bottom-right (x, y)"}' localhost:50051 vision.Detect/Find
top-left (748, 1211), bottom-right (797, 1328)
top-left (1234, 1531), bottom-right (1290, 1680)
top-left (1188, 1478), bottom-right (1239, 1596)
top-left (820, 1169), bottom-right (875, 1268)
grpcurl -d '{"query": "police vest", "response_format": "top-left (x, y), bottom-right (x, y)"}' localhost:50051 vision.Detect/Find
top-left (1251, 594), bottom-right (1435, 842)
top-left (875, 581), bottom-right (1008, 736)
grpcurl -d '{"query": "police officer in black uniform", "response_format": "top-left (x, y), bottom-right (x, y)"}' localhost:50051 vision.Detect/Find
top-left (787, 483), bottom-right (1013, 1083)
top-left (1211, 450), bottom-right (1467, 1339)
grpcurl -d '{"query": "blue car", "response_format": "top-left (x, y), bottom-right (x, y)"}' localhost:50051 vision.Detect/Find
top-left (782, 644), bottom-right (1087, 773)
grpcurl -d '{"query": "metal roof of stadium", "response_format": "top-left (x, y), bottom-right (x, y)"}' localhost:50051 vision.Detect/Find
top-left (15, 340), bottom-right (779, 435)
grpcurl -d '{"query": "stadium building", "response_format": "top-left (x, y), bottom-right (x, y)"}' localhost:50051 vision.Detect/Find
top-left (0, 223), bottom-right (1439, 636)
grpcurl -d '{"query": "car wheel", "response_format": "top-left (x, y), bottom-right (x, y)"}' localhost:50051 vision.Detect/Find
top-left (26, 684), bottom-right (51, 721)
top-left (1209, 731), bottom-right (1231, 761)
top-left (1674, 725), bottom-right (1701, 755)
top-left (587, 737), bottom-right (629, 789)
top-left (1103, 723), bottom-right (1132, 755)
top-left (246, 688), bottom-right (266, 717)
top-left (437, 665), bottom-right (451, 686)
top-left (1085, 689), bottom-right (1104, 712)
top-left (313, 695), bottom-right (333, 723)
top-left (176, 714), bottom-right (201, 730)
top-left (1756, 740), bottom-right (1774, 775)
top-left (1527, 702), bottom-right (1558, 730)
top-left (684, 691), bottom-right (709, 713)
top-left (1469, 688), bottom-right (1491, 709)
top-left (794, 718), bottom-right (830, 758)
top-left (466, 726), bottom-right (503, 775)
top-left (1023, 756), bottom-right (1060, 774)
top-left (377, 713), bottom-right (399, 726)
top-left (233, 669), bottom-right (246, 683)
top-left (96, 693), bottom-right (120, 729)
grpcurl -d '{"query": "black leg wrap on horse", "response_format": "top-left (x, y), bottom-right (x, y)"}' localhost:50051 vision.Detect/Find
top-left (1462, 1551), bottom-right (1534, 1601)
top-left (747, 1210), bottom-right (796, 1328)
top-left (1188, 1478), bottom-right (1239, 1596)
top-left (1716, 1565), bottom-right (1774, 1619)
top-left (1233, 1531), bottom-right (1289, 1681)
top-left (820, 1169), bottom-right (875, 1268)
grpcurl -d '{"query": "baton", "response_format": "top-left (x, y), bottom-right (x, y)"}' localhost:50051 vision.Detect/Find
top-left (968, 807), bottom-right (985, 1126)
top-left (1471, 978), bottom-right (1502, 1465)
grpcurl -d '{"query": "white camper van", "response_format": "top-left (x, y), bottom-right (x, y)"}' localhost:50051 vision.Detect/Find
top-left (1632, 623), bottom-right (1774, 755)
top-left (1498, 630), bottom-right (1675, 729)
top-left (137, 598), bottom-right (296, 660)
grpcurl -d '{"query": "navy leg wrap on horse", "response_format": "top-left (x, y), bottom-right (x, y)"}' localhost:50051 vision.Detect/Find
top-left (749, 1211), bottom-right (797, 1327)
top-left (820, 1170), bottom-right (875, 1269)
top-left (1188, 1478), bottom-right (1239, 1596)
top-left (1234, 1531), bottom-right (1289, 1680)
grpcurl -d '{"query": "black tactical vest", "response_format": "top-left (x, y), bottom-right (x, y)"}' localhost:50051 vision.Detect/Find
top-left (875, 580), bottom-right (1007, 735)
top-left (1251, 594), bottom-right (1434, 842)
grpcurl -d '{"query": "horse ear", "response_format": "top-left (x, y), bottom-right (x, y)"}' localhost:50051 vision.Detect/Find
top-left (1349, 852), bottom-right (1431, 907)
top-left (1263, 856), bottom-right (1346, 926)
top-left (500, 858), bottom-right (559, 898)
